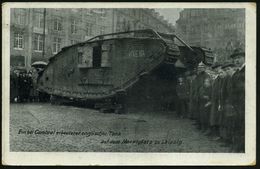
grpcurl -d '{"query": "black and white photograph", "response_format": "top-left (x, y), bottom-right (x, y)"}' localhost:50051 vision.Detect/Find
top-left (2, 2), bottom-right (256, 166)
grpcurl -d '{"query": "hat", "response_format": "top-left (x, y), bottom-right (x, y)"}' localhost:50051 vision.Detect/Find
top-left (221, 62), bottom-right (235, 69)
top-left (230, 48), bottom-right (245, 58)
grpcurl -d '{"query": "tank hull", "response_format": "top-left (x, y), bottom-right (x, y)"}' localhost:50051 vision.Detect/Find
top-left (37, 29), bottom-right (213, 111)
top-left (38, 38), bottom-right (169, 100)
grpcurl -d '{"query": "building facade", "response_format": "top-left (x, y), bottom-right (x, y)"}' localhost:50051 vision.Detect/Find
top-left (175, 9), bottom-right (245, 62)
top-left (10, 8), bottom-right (174, 70)
top-left (10, 8), bottom-right (111, 69)
top-left (107, 9), bottom-right (174, 34)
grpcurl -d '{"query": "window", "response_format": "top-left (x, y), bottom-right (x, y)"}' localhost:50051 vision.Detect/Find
top-left (15, 9), bottom-right (26, 25)
top-left (92, 46), bottom-right (102, 68)
top-left (54, 17), bottom-right (62, 31)
top-left (71, 19), bottom-right (78, 34)
top-left (78, 52), bottom-right (83, 64)
top-left (101, 44), bottom-right (111, 67)
top-left (100, 9), bottom-right (106, 17)
top-left (33, 34), bottom-right (43, 52)
top-left (191, 10), bottom-right (195, 17)
top-left (100, 26), bottom-right (105, 35)
top-left (14, 32), bottom-right (24, 49)
top-left (71, 39), bottom-right (79, 45)
top-left (85, 9), bottom-right (92, 15)
top-left (71, 9), bottom-right (80, 13)
top-left (35, 12), bottom-right (44, 28)
top-left (86, 23), bottom-right (92, 36)
top-left (52, 37), bottom-right (62, 54)
top-left (133, 9), bottom-right (137, 17)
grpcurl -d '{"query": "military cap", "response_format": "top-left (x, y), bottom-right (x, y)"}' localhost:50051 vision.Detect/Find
top-left (230, 48), bottom-right (245, 58)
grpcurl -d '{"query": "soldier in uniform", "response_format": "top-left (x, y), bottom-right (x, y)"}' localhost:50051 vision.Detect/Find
top-left (193, 62), bottom-right (210, 130)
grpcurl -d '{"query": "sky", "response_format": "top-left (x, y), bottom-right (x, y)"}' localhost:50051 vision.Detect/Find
top-left (155, 8), bottom-right (182, 26)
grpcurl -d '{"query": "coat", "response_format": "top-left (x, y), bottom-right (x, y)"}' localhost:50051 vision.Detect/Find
top-left (209, 75), bottom-right (222, 126)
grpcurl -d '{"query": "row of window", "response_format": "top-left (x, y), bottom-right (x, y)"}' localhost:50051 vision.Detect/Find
top-left (181, 9), bottom-right (244, 18)
top-left (14, 10), bottom-right (96, 35)
top-left (13, 32), bottom-right (80, 54)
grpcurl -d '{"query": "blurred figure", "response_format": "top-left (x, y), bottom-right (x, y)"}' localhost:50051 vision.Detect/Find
top-left (27, 72), bottom-right (34, 102)
top-left (176, 76), bottom-right (189, 118)
top-left (186, 71), bottom-right (196, 119)
top-left (13, 71), bottom-right (20, 102)
top-left (219, 63), bottom-right (236, 144)
top-left (208, 63), bottom-right (223, 139)
top-left (198, 78), bottom-right (212, 132)
top-left (188, 71), bottom-right (197, 120)
top-left (18, 72), bottom-right (24, 102)
top-left (29, 67), bottom-right (39, 102)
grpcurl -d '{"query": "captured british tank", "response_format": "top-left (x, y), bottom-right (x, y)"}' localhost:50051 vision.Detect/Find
top-left (37, 29), bottom-right (213, 113)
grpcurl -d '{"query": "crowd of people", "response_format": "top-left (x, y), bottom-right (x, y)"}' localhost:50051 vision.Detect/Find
top-left (10, 48), bottom-right (245, 152)
top-left (175, 48), bottom-right (245, 152)
top-left (10, 67), bottom-right (40, 103)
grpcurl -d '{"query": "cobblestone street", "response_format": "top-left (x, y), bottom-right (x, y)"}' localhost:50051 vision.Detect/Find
top-left (10, 103), bottom-right (231, 152)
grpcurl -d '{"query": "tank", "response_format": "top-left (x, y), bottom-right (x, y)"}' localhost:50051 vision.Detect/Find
top-left (37, 29), bottom-right (213, 113)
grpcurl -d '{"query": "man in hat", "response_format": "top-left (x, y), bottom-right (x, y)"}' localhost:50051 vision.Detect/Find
top-left (206, 63), bottom-right (224, 139)
top-left (230, 48), bottom-right (245, 67)
top-left (193, 62), bottom-right (210, 130)
top-left (219, 62), bottom-right (236, 144)
top-left (229, 49), bottom-right (245, 152)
